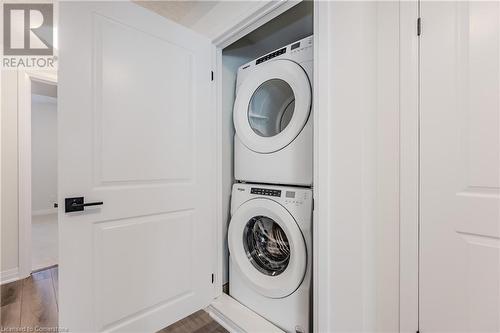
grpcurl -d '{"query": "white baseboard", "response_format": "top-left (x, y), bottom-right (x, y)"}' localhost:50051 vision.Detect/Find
top-left (0, 267), bottom-right (20, 285)
top-left (32, 208), bottom-right (58, 216)
top-left (32, 261), bottom-right (58, 272)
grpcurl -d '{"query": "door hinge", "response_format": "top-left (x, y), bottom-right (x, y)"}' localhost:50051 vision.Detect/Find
top-left (417, 17), bottom-right (422, 36)
top-left (211, 71), bottom-right (214, 81)
top-left (211, 273), bottom-right (215, 283)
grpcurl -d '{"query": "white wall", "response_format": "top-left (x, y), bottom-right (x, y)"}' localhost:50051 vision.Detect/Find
top-left (314, 2), bottom-right (400, 332)
top-left (1, 71), bottom-right (20, 278)
top-left (31, 94), bottom-right (58, 214)
top-left (220, 52), bottom-right (252, 284)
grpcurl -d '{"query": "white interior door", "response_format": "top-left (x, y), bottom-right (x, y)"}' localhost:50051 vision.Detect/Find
top-left (420, 1), bottom-right (500, 331)
top-left (58, 2), bottom-right (216, 331)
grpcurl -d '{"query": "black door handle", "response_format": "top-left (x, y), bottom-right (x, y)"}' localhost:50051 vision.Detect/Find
top-left (65, 197), bottom-right (103, 213)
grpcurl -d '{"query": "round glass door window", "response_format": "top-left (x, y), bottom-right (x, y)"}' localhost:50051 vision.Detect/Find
top-left (248, 79), bottom-right (295, 137)
top-left (243, 215), bottom-right (290, 276)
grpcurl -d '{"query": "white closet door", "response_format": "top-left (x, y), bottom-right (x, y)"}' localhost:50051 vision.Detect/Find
top-left (58, 2), bottom-right (216, 332)
top-left (420, 2), bottom-right (500, 331)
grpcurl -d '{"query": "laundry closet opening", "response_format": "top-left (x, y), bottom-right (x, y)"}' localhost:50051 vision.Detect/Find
top-left (219, 1), bottom-right (313, 332)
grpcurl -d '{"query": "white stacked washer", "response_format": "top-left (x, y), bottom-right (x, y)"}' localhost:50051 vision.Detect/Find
top-left (228, 184), bottom-right (312, 333)
top-left (230, 36), bottom-right (313, 332)
top-left (233, 36), bottom-right (313, 186)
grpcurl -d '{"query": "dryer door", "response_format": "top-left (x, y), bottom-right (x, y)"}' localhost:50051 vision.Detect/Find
top-left (233, 59), bottom-right (311, 153)
top-left (228, 198), bottom-right (307, 298)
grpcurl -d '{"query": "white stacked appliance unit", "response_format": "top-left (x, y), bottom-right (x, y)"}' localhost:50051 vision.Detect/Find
top-left (229, 36), bottom-right (314, 333)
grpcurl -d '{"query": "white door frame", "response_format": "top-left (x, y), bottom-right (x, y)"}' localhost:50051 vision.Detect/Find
top-left (18, 70), bottom-right (58, 279)
top-left (311, 3), bottom-right (331, 331)
top-left (399, 1), bottom-right (420, 332)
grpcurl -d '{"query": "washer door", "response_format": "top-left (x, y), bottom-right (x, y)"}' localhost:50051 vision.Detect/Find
top-left (228, 198), bottom-right (307, 298)
top-left (233, 59), bottom-right (311, 153)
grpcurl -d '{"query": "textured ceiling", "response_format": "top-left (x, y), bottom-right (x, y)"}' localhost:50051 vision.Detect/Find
top-left (134, 1), bottom-right (276, 40)
top-left (134, 1), bottom-right (219, 28)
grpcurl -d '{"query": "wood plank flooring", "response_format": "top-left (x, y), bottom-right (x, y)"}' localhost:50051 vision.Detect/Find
top-left (158, 310), bottom-right (228, 333)
top-left (1, 267), bottom-right (58, 329)
top-left (1, 267), bottom-right (227, 333)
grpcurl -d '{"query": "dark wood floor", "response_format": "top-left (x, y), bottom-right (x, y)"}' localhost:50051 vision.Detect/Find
top-left (1, 267), bottom-right (227, 333)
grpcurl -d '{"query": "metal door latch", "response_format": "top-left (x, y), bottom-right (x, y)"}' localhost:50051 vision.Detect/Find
top-left (65, 197), bottom-right (103, 213)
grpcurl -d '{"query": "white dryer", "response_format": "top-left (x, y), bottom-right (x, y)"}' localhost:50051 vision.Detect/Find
top-left (233, 36), bottom-right (313, 186)
top-left (228, 183), bottom-right (312, 333)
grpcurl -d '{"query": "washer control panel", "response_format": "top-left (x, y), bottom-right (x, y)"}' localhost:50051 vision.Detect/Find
top-left (248, 186), bottom-right (309, 206)
top-left (250, 187), bottom-right (281, 197)
top-left (232, 184), bottom-right (312, 215)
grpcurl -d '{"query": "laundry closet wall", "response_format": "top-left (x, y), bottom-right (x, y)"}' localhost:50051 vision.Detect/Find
top-left (221, 53), bottom-right (248, 283)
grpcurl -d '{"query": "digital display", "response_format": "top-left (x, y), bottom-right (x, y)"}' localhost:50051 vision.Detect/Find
top-left (286, 191), bottom-right (295, 198)
top-left (291, 42), bottom-right (300, 50)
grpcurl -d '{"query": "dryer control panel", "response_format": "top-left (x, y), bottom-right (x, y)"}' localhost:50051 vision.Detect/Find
top-left (250, 187), bottom-right (281, 197)
top-left (255, 47), bottom-right (286, 65)
top-left (236, 35), bottom-right (313, 80)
